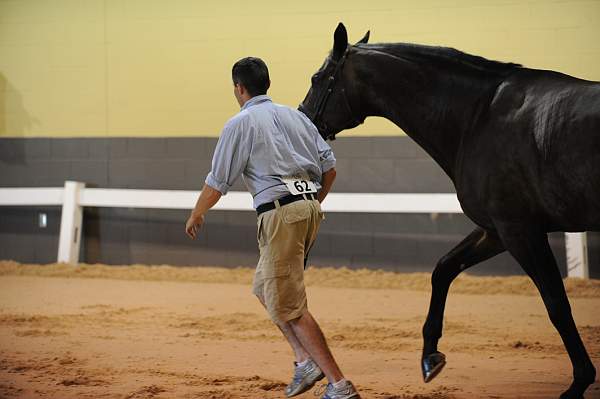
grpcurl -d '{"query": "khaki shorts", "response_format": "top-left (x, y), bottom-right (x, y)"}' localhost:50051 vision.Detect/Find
top-left (252, 198), bottom-right (323, 324)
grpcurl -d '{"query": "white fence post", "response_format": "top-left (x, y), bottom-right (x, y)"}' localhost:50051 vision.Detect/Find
top-left (565, 232), bottom-right (589, 279)
top-left (57, 181), bottom-right (85, 264)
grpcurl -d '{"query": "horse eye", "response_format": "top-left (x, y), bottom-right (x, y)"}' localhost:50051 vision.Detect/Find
top-left (311, 73), bottom-right (320, 84)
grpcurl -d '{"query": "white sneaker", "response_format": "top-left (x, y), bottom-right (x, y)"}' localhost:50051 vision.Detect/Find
top-left (284, 359), bottom-right (325, 397)
top-left (315, 380), bottom-right (360, 399)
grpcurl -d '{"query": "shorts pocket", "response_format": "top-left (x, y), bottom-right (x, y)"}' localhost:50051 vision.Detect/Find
top-left (262, 261), bottom-right (291, 278)
top-left (281, 202), bottom-right (310, 224)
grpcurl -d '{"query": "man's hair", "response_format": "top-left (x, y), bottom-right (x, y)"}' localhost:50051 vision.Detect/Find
top-left (232, 57), bottom-right (270, 96)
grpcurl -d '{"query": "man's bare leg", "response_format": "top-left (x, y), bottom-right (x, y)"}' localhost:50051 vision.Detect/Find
top-left (276, 322), bottom-right (311, 363)
top-left (288, 309), bottom-right (344, 383)
top-left (256, 295), bottom-right (310, 363)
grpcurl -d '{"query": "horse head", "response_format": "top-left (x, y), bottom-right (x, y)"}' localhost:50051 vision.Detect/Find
top-left (299, 23), bottom-right (369, 140)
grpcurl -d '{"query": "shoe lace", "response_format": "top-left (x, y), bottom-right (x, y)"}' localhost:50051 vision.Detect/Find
top-left (313, 383), bottom-right (330, 397)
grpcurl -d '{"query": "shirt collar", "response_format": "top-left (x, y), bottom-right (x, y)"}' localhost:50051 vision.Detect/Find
top-left (241, 95), bottom-right (272, 111)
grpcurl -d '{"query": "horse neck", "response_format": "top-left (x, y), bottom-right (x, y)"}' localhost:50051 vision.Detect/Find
top-left (350, 48), bottom-right (501, 179)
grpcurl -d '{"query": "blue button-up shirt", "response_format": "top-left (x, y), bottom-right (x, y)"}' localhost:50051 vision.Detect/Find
top-left (205, 95), bottom-right (336, 208)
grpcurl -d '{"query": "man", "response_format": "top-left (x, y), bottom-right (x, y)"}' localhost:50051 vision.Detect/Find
top-left (185, 57), bottom-right (360, 399)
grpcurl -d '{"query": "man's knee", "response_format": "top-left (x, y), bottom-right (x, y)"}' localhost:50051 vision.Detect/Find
top-left (267, 305), bottom-right (307, 327)
top-left (287, 308), bottom-right (309, 325)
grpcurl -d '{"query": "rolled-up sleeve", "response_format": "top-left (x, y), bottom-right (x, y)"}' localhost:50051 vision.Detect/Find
top-left (205, 118), bottom-right (250, 195)
top-left (316, 134), bottom-right (336, 172)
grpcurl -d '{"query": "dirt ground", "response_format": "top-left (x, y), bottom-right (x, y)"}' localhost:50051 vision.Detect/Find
top-left (0, 261), bottom-right (599, 399)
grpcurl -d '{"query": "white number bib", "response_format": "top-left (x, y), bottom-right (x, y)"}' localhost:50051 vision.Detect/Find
top-left (281, 174), bottom-right (317, 195)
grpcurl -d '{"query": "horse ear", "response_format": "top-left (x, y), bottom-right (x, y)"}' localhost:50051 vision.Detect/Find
top-left (333, 22), bottom-right (348, 60)
top-left (356, 30), bottom-right (370, 44)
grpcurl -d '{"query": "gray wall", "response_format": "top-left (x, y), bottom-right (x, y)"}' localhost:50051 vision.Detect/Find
top-left (1, 137), bottom-right (598, 277)
top-left (0, 136), bottom-right (455, 192)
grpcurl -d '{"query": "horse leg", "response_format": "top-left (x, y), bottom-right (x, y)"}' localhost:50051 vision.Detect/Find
top-left (422, 227), bottom-right (505, 382)
top-left (497, 224), bottom-right (596, 399)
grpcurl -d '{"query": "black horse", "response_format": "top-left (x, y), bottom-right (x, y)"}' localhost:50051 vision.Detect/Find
top-left (299, 23), bottom-right (599, 398)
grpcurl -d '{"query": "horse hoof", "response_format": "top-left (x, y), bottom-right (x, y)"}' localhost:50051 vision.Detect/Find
top-left (558, 372), bottom-right (596, 399)
top-left (559, 391), bottom-right (583, 399)
top-left (421, 351), bottom-right (446, 383)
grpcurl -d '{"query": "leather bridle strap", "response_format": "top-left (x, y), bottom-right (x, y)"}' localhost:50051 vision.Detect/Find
top-left (300, 48), bottom-right (364, 140)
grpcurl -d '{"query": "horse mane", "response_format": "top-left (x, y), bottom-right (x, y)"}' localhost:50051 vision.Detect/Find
top-left (355, 42), bottom-right (522, 77)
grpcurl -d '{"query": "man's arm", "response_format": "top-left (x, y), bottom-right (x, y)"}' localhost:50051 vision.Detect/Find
top-left (185, 117), bottom-right (249, 239)
top-left (185, 184), bottom-right (222, 239)
top-left (312, 125), bottom-right (336, 204)
top-left (317, 167), bottom-right (336, 203)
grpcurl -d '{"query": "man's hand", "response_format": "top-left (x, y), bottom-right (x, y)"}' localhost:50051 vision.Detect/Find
top-left (185, 184), bottom-right (222, 239)
top-left (185, 213), bottom-right (205, 239)
top-left (317, 167), bottom-right (336, 203)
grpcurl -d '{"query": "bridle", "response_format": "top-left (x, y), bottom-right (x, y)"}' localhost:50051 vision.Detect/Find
top-left (298, 48), bottom-right (364, 140)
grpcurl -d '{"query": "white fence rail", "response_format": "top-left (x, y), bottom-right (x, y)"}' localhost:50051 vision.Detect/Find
top-left (0, 180), bottom-right (590, 278)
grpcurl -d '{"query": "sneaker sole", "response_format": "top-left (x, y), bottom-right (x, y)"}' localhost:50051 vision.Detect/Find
top-left (286, 371), bottom-right (325, 397)
top-left (321, 392), bottom-right (360, 399)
